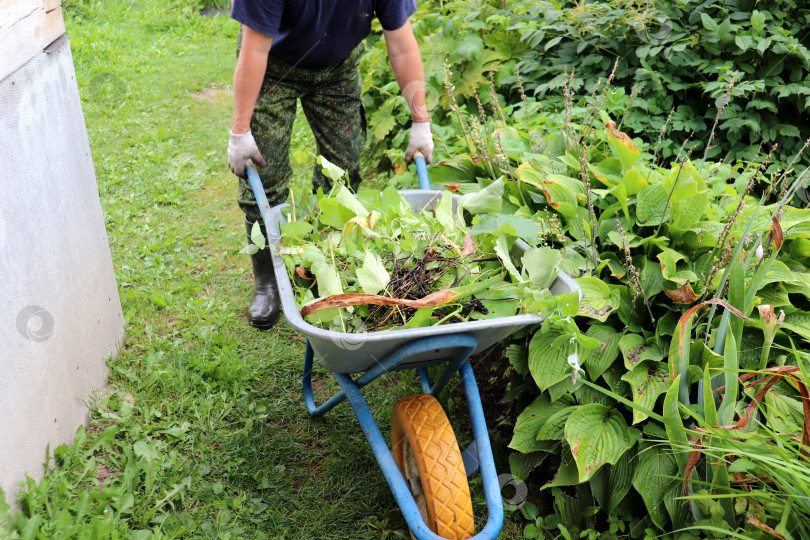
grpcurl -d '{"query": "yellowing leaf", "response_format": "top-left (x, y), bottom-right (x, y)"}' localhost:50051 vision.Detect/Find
top-left (605, 120), bottom-right (640, 170)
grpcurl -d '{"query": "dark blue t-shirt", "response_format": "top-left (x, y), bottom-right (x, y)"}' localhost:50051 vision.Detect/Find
top-left (231, 0), bottom-right (416, 67)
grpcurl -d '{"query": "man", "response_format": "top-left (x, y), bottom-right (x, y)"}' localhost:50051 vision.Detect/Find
top-left (227, 0), bottom-right (435, 329)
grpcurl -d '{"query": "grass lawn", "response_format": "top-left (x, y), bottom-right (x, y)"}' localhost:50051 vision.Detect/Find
top-left (1, 1), bottom-right (524, 538)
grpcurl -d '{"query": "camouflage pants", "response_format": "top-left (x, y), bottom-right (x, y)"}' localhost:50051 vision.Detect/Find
top-left (237, 41), bottom-right (367, 222)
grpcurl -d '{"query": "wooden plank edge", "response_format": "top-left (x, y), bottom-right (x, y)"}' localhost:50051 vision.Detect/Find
top-left (0, 6), bottom-right (65, 83)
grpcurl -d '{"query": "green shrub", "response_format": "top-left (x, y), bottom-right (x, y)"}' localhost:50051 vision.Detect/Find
top-left (361, 0), bottom-right (810, 173)
top-left (426, 72), bottom-right (810, 534)
top-left (513, 0), bottom-right (810, 166)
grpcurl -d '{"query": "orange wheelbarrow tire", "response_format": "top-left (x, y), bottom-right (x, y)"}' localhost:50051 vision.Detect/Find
top-left (391, 394), bottom-right (475, 540)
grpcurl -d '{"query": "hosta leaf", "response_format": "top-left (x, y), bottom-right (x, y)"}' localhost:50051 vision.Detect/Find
top-left (605, 120), bottom-right (640, 170)
top-left (782, 312), bottom-right (810, 343)
top-left (509, 394), bottom-right (574, 452)
top-left (618, 333), bottom-right (664, 370)
top-left (564, 404), bottom-right (636, 482)
top-left (591, 448), bottom-right (634, 514)
top-left (528, 330), bottom-right (573, 391)
top-left (355, 251), bottom-right (390, 295)
top-left (509, 451), bottom-right (549, 484)
top-left (460, 178), bottom-right (503, 214)
top-left (537, 406), bottom-right (577, 441)
top-left (576, 277), bottom-right (620, 322)
top-left (542, 446), bottom-right (580, 489)
top-left (622, 168), bottom-right (647, 196)
top-left (621, 362), bottom-right (671, 423)
top-left (636, 184), bottom-right (670, 226)
top-left (633, 441), bottom-right (678, 530)
top-left (671, 190), bottom-right (709, 229)
top-left (580, 325), bottom-right (621, 380)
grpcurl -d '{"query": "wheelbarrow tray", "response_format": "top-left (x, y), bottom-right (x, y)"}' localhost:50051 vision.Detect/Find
top-left (264, 189), bottom-right (579, 374)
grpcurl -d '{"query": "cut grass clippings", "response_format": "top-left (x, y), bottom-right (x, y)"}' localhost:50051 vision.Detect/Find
top-left (0, 1), bottom-right (525, 538)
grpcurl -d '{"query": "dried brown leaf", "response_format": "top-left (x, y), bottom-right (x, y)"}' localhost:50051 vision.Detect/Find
top-left (772, 215), bottom-right (784, 250)
top-left (300, 290), bottom-right (459, 317)
top-left (295, 267), bottom-right (314, 281)
top-left (664, 284), bottom-right (698, 304)
top-left (461, 232), bottom-right (475, 257)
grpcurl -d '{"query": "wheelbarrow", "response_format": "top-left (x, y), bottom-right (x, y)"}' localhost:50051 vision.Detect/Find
top-left (246, 155), bottom-right (580, 539)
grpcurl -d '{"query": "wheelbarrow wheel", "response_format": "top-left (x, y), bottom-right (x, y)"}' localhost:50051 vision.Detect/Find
top-left (391, 394), bottom-right (474, 540)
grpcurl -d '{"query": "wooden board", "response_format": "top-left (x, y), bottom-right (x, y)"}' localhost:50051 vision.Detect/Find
top-left (0, 1), bottom-right (64, 82)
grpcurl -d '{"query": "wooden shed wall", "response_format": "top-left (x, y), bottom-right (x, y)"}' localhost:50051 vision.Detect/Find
top-left (1, 0), bottom-right (65, 83)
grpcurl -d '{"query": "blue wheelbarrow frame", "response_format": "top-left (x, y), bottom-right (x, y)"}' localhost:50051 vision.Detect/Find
top-left (246, 157), bottom-right (580, 540)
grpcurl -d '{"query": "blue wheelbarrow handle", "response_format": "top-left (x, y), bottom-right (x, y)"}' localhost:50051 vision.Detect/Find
top-left (414, 151), bottom-right (430, 190)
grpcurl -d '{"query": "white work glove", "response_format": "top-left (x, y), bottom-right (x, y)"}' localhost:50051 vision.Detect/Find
top-left (228, 129), bottom-right (267, 179)
top-left (404, 121), bottom-right (434, 164)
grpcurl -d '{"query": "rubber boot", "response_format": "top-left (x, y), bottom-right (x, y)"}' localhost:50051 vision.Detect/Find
top-left (245, 218), bottom-right (281, 329)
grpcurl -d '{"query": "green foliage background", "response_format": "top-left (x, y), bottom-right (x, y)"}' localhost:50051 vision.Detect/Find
top-left (362, 0), bottom-right (810, 171)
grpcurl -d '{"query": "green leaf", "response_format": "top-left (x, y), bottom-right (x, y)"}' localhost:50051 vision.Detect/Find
top-left (250, 221), bottom-right (266, 249)
top-left (581, 325), bottom-right (621, 380)
top-left (460, 178), bottom-right (504, 214)
top-left (317, 155), bottom-right (346, 182)
top-left (716, 332), bottom-right (738, 426)
top-left (434, 191), bottom-right (454, 228)
top-left (537, 406), bottom-right (578, 441)
top-left (470, 214), bottom-right (543, 246)
top-left (621, 362), bottom-right (671, 424)
top-left (592, 448), bottom-right (635, 514)
top-left (334, 185), bottom-right (369, 217)
top-left (734, 35), bottom-right (753, 51)
top-left (528, 330), bottom-right (573, 392)
top-left (318, 198), bottom-right (356, 229)
top-left (671, 190), bottom-right (709, 229)
top-left (542, 446), bottom-right (580, 489)
top-left (615, 337), bottom-right (662, 374)
top-left (281, 219), bottom-right (313, 239)
top-left (576, 277), bottom-right (620, 322)
top-left (633, 441), bottom-right (678, 530)
top-left (700, 13), bottom-right (718, 32)
top-left (750, 10), bottom-right (766, 32)
top-left (636, 184), bottom-right (670, 226)
top-left (521, 247), bottom-right (560, 290)
top-left (509, 452), bottom-right (548, 484)
top-left (355, 251), bottom-right (390, 295)
top-left (495, 235), bottom-right (522, 282)
top-left (311, 261), bottom-right (344, 298)
top-left (605, 123), bottom-right (641, 170)
top-left (622, 168), bottom-right (647, 196)
top-left (453, 33), bottom-right (484, 60)
top-left (564, 404), bottom-right (636, 482)
top-left (509, 394), bottom-right (573, 452)
top-left (663, 377), bottom-right (689, 475)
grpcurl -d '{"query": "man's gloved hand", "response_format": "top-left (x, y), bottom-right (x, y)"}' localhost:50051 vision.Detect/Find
top-left (404, 121), bottom-right (434, 164)
top-left (228, 130), bottom-right (267, 179)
